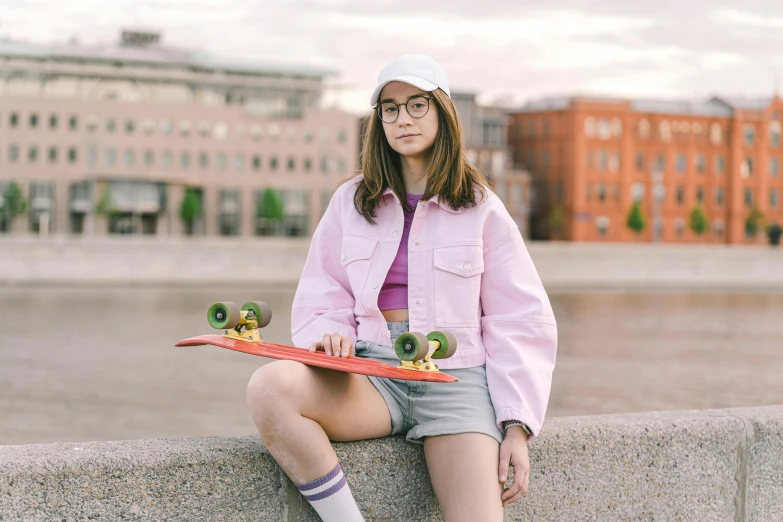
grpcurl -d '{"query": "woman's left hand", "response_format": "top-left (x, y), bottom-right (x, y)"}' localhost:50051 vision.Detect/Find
top-left (498, 426), bottom-right (530, 507)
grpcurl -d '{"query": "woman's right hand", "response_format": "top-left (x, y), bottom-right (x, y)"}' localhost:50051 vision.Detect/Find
top-left (308, 333), bottom-right (354, 357)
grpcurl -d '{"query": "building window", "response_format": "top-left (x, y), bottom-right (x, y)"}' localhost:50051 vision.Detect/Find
top-left (10, 113), bottom-right (19, 128)
top-left (638, 119), bottom-right (650, 138)
top-left (269, 156), bottom-right (278, 171)
top-left (106, 148), bottom-right (117, 165)
top-left (87, 146), bottom-right (97, 166)
top-left (161, 150), bottom-right (173, 168)
top-left (744, 188), bottom-right (753, 207)
top-left (304, 157), bottom-right (312, 172)
top-left (144, 150), bottom-right (155, 167)
top-left (596, 216), bottom-right (609, 237)
top-left (49, 114), bottom-right (58, 130)
top-left (771, 121), bottom-right (782, 148)
top-left (30, 113), bottom-right (39, 128)
top-left (659, 120), bottom-right (671, 142)
top-left (179, 121), bottom-right (192, 137)
top-left (695, 153), bottom-right (706, 173)
top-left (611, 118), bottom-right (622, 137)
top-left (542, 150), bottom-right (550, 172)
top-left (713, 155), bottom-right (725, 175)
top-left (631, 183), bottom-right (645, 202)
top-left (48, 146), bottom-right (57, 163)
top-left (609, 151), bottom-right (620, 173)
top-left (249, 124), bottom-right (262, 141)
top-left (635, 152), bottom-right (645, 171)
top-left (234, 153), bottom-right (244, 171)
top-left (598, 119), bottom-right (611, 140)
top-left (86, 115), bottom-right (98, 132)
top-left (676, 185), bottom-right (685, 205)
top-left (676, 153), bottom-right (686, 173)
top-left (771, 188), bottom-right (780, 208)
top-left (181, 152), bottom-right (191, 169)
top-left (270, 124), bottom-right (281, 141)
top-left (744, 124), bottom-right (755, 146)
top-left (198, 152), bottom-right (209, 169)
top-left (597, 183), bottom-right (606, 202)
top-left (770, 158), bottom-right (779, 177)
top-left (321, 156), bottom-right (331, 174)
top-left (287, 157), bottom-right (296, 171)
top-left (124, 149), bottom-right (135, 166)
top-left (598, 150), bottom-right (608, 171)
top-left (655, 153), bottom-right (665, 172)
top-left (28, 145), bottom-right (38, 162)
top-left (125, 120), bottom-right (135, 134)
top-left (215, 153), bottom-right (226, 170)
top-left (8, 144), bottom-right (19, 162)
top-left (252, 155), bottom-right (261, 171)
top-left (710, 123), bottom-right (722, 145)
top-left (68, 148), bottom-right (77, 164)
top-left (584, 117), bottom-right (596, 138)
top-left (106, 119), bottom-right (116, 133)
top-left (157, 119), bottom-right (172, 136)
top-left (675, 218), bottom-right (685, 238)
top-left (715, 187), bottom-right (724, 206)
top-left (69, 115), bottom-right (78, 130)
top-left (696, 187), bottom-right (704, 205)
top-left (741, 157), bottom-right (753, 178)
top-left (712, 219), bottom-right (724, 238)
top-left (213, 122), bottom-right (228, 141)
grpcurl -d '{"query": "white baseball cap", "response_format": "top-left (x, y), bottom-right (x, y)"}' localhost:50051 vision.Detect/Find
top-left (370, 54), bottom-right (450, 107)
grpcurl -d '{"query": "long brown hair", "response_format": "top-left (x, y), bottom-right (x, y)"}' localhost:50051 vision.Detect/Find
top-left (345, 88), bottom-right (489, 225)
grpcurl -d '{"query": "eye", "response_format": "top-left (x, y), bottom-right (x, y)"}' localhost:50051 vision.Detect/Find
top-left (383, 106), bottom-right (398, 113)
top-left (410, 102), bottom-right (426, 110)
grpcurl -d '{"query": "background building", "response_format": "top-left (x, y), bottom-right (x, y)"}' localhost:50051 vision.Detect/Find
top-left (0, 29), bottom-right (359, 237)
top-left (509, 95), bottom-right (783, 243)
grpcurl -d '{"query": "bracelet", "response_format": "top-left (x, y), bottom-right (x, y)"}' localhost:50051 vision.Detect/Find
top-left (502, 420), bottom-right (532, 436)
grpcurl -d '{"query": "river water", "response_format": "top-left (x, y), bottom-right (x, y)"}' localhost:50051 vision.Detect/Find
top-left (1, 287), bottom-right (782, 445)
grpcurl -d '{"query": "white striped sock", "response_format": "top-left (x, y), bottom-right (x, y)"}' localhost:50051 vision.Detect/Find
top-left (295, 462), bottom-right (364, 522)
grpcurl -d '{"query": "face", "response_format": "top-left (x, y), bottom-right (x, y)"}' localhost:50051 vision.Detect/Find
top-left (377, 81), bottom-right (439, 159)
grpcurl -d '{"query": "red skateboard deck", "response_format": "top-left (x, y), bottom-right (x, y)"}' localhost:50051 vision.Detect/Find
top-left (176, 334), bottom-right (458, 383)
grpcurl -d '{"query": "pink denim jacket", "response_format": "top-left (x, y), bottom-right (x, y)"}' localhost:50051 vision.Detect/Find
top-left (291, 176), bottom-right (558, 439)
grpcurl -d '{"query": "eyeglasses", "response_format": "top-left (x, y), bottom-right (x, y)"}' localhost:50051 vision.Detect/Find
top-left (377, 96), bottom-right (432, 124)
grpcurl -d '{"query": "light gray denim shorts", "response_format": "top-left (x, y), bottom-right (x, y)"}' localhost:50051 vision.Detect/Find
top-left (355, 320), bottom-right (503, 445)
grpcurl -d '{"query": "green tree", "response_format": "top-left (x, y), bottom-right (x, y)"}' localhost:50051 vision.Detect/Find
top-left (625, 201), bottom-right (646, 235)
top-left (256, 187), bottom-right (286, 236)
top-left (745, 205), bottom-right (764, 238)
top-left (1, 182), bottom-right (28, 231)
top-left (179, 188), bottom-right (202, 235)
top-left (689, 206), bottom-right (708, 236)
top-left (95, 184), bottom-right (117, 217)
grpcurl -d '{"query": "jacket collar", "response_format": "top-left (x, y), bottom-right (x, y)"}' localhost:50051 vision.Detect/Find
top-left (382, 187), bottom-right (462, 214)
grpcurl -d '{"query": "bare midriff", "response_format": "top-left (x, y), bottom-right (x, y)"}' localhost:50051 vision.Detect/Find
top-left (381, 308), bottom-right (409, 322)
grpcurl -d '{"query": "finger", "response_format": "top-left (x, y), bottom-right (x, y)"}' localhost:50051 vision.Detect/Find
top-left (330, 334), bottom-right (342, 357)
top-left (502, 489), bottom-right (524, 507)
top-left (501, 483), bottom-right (521, 502)
top-left (339, 337), bottom-right (352, 357)
top-left (308, 342), bottom-right (317, 353)
top-left (322, 334), bottom-right (333, 356)
top-left (498, 445), bottom-right (511, 483)
top-left (521, 469), bottom-right (530, 496)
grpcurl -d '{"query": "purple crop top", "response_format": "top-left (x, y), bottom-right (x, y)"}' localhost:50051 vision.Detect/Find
top-left (377, 193), bottom-right (423, 311)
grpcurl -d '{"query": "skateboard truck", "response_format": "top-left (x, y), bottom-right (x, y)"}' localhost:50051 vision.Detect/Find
top-left (207, 301), bottom-right (273, 343)
top-left (394, 331), bottom-right (458, 373)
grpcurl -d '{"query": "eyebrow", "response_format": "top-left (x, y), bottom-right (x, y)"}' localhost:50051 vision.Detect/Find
top-left (379, 94), bottom-right (427, 104)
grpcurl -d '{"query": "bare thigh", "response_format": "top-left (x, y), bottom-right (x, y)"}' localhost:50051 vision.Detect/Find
top-left (424, 433), bottom-right (503, 522)
top-left (247, 359), bottom-right (393, 441)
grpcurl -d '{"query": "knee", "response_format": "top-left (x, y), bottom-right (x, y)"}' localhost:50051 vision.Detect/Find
top-left (246, 360), bottom-right (302, 418)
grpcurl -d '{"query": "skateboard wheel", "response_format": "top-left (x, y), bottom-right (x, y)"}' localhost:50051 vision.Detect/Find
top-left (207, 301), bottom-right (241, 330)
top-left (241, 301), bottom-right (273, 328)
top-left (394, 332), bottom-right (430, 361)
top-left (427, 331), bottom-right (458, 359)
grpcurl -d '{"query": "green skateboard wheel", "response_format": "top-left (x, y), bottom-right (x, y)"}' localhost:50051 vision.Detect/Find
top-left (207, 301), bottom-right (241, 330)
top-left (241, 301), bottom-right (273, 328)
top-left (427, 331), bottom-right (458, 359)
top-left (394, 332), bottom-right (430, 362)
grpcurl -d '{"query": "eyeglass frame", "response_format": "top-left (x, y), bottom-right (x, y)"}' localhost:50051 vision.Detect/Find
top-left (376, 95), bottom-right (433, 124)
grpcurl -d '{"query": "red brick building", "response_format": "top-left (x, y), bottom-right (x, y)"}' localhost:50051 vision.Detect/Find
top-left (508, 96), bottom-right (783, 243)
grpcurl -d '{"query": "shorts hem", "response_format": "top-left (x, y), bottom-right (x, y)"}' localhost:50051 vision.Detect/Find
top-left (405, 418), bottom-right (503, 445)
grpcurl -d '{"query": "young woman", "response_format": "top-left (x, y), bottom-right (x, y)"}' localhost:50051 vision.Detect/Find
top-left (246, 54), bottom-right (557, 522)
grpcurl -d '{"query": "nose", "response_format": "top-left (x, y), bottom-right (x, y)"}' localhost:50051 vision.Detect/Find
top-left (396, 104), bottom-right (414, 125)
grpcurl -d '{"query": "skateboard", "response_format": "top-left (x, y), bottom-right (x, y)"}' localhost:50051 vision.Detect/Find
top-left (175, 301), bottom-right (459, 383)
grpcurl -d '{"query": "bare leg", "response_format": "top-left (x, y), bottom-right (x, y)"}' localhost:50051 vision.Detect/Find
top-left (246, 360), bottom-right (392, 483)
top-left (424, 433), bottom-right (504, 522)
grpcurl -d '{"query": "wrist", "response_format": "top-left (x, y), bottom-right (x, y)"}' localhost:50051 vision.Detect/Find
top-left (505, 425), bottom-right (529, 440)
top-left (501, 420), bottom-right (532, 439)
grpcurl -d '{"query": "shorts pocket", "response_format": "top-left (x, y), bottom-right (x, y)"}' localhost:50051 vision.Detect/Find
top-left (433, 245), bottom-right (484, 327)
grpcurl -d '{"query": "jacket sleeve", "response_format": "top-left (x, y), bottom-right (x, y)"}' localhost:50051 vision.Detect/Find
top-left (480, 224), bottom-right (557, 441)
top-left (290, 197), bottom-right (358, 347)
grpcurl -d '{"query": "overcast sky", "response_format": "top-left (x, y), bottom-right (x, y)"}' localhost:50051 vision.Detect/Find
top-left (1, 0), bottom-right (781, 115)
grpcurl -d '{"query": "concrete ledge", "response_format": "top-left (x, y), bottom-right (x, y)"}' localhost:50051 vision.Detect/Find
top-left (2, 405), bottom-right (782, 521)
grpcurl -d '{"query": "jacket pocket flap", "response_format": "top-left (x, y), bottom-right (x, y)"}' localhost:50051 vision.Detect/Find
top-left (434, 245), bottom-right (485, 277)
top-left (340, 235), bottom-right (378, 266)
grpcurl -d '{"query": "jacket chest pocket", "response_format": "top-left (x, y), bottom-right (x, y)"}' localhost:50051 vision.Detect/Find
top-left (433, 245), bottom-right (484, 327)
top-left (341, 235), bottom-right (378, 311)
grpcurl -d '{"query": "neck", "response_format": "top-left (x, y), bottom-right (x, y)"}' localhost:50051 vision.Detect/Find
top-left (400, 154), bottom-right (428, 194)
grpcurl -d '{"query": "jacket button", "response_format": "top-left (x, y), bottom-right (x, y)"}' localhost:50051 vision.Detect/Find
top-left (463, 263), bottom-right (472, 271)
top-left (415, 300), bottom-right (420, 305)
top-left (341, 253), bottom-right (346, 261)
top-left (372, 282), bottom-right (379, 289)
top-left (414, 242), bottom-right (419, 246)
top-left (392, 230), bottom-right (399, 238)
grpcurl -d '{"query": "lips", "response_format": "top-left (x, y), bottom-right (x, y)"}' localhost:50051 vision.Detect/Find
top-left (398, 134), bottom-right (419, 139)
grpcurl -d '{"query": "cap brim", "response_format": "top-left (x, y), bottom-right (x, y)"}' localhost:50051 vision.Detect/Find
top-left (370, 76), bottom-right (439, 107)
